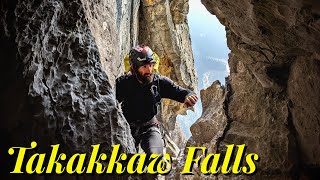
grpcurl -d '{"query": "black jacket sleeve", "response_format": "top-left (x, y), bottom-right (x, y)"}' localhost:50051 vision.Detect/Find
top-left (116, 76), bottom-right (125, 103)
top-left (158, 75), bottom-right (194, 103)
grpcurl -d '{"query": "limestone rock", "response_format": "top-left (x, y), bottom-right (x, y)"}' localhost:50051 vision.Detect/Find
top-left (1, 0), bottom-right (193, 178)
top-left (115, 0), bottom-right (140, 73)
top-left (171, 120), bottom-right (187, 149)
top-left (139, 0), bottom-right (198, 131)
top-left (81, 0), bottom-right (118, 84)
top-left (164, 120), bottom-right (187, 158)
top-left (288, 57), bottom-right (320, 166)
top-left (1, 0), bottom-right (136, 164)
top-left (185, 0), bottom-right (320, 178)
top-left (190, 80), bottom-right (227, 144)
top-left (3, 0), bottom-right (319, 179)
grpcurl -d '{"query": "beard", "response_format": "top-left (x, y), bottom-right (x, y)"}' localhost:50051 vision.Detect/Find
top-left (136, 71), bottom-right (154, 84)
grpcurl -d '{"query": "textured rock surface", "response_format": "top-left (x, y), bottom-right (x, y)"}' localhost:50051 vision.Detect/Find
top-left (190, 80), bottom-right (227, 145)
top-left (183, 0), bottom-right (320, 178)
top-left (1, 1), bottom-right (136, 178)
top-left (288, 57), bottom-right (320, 166)
top-left (2, 0), bottom-right (319, 179)
top-left (139, 0), bottom-right (198, 131)
top-left (164, 120), bottom-right (187, 158)
top-left (82, 0), bottom-right (140, 83)
top-left (81, 0), bottom-right (118, 84)
top-left (0, 0), bottom-right (194, 178)
top-left (171, 121), bottom-right (187, 149)
top-left (115, 0), bottom-right (140, 73)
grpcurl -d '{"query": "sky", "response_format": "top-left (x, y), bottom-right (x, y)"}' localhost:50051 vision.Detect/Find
top-left (176, 0), bottom-right (230, 138)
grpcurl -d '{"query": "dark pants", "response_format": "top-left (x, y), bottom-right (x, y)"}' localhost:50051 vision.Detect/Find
top-left (132, 125), bottom-right (164, 155)
top-left (131, 123), bottom-right (167, 176)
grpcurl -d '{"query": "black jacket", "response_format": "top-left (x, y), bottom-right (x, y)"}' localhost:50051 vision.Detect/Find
top-left (116, 73), bottom-right (193, 123)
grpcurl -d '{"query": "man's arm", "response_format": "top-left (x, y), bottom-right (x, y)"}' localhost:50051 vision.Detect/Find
top-left (158, 75), bottom-right (197, 106)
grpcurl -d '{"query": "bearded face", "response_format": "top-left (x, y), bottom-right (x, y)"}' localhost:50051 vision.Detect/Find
top-left (136, 71), bottom-right (154, 84)
top-left (135, 63), bottom-right (155, 84)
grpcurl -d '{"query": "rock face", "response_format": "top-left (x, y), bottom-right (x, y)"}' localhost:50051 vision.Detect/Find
top-left (139, 0), bottom-right (198, 131)
top-left (0, 0), bottom-right (195, 178)
top-left (1, 0), bottom-right (137, 178)
top-left (288, 57), bottom-right (320, 167)
top-left (115, 0), bottom-right (140, 74)
top-left (2, 0), bottom-right (319, 179)
top-left (190, 80), bottom-right (227, 145)
top-left (185, 0), bottom-right (320, 178)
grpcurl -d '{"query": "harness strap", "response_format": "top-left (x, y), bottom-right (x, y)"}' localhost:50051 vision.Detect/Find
top-left (129, 117), bottom-right (161, 136)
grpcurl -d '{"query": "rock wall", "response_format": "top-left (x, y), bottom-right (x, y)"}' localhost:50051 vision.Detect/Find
top-left (115, 0), bottom-right (140, 73)
top-left (0, 0), bottom-right (195, 178)
top-left (190, 80), bottom-right (227, 146)
top-left (1, 0), bottom-right (137, 179)
top-left (3, 0), bottom-right (318, 179)
top-left (186, 0), bottom-right (320, 179)
top-left (139, 0), bottom-right (198, 131)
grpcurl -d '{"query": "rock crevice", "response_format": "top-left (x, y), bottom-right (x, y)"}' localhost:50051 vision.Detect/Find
top-left (184, 0), bottom-right (320, 178)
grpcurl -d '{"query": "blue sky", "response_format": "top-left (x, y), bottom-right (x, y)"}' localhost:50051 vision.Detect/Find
top-left (177, 0), bottom-right (230, 138)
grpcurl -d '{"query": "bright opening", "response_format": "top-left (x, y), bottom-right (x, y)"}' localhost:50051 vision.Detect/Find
top-left (177, 0), bottom-right (230, 138)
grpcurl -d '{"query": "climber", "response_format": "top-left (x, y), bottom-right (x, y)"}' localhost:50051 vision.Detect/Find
top-left (116, 44), bottom-right (198, 156)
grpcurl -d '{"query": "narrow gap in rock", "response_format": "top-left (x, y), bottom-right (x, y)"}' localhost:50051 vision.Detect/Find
top-left (177, 0), bottom-right (230, 138)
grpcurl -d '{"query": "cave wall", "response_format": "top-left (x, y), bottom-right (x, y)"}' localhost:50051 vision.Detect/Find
top-left (186, 0), bottom-right (320, 179)
top-left (1, 0), bottom-right (137, 178)
top-left (0, 0), bottom-right (195, 178)
top-left (114, 0), bottom-right (140, 74)
top-left (2, 0), bottom-right (318, 178)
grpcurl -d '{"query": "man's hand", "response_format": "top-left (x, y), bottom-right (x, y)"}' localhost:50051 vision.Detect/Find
top-left (184, 94), bottom-right (198, 107)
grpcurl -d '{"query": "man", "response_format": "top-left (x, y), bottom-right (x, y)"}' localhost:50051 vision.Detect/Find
top-left (116, 44), bottom-right (198, 155)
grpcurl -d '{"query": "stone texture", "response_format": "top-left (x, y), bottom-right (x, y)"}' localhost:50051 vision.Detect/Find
top-left (224, 63), bottom-right (293, 172)
top-left (115, 0), bottom-right (140, 73)
top-left (139, 0), bottom-right (198, 131)
top-left (1, 1), bottom-right (136, 178)
top-left (182, 0), bottom-right (320, 178)
top-left (288, 57), bottom-right (320, 166)
top-left (0, 0), bottom-right (194, 178)
top-left (81, 0), bottom-right (118, 84)
top-left (164, 120), bottom-right (187, 158)
top-left (190, 80), bottom-right (227, 144)
top-left (2, 0), bottom-right (319, 179)
top-left (171, 120), bottom-right (187, 149)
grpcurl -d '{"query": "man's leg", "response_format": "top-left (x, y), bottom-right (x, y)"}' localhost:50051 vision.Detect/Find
top-left (140, 126), bottom-right (164, 155)
top-left (140, 127), bottom-right (167, 179)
